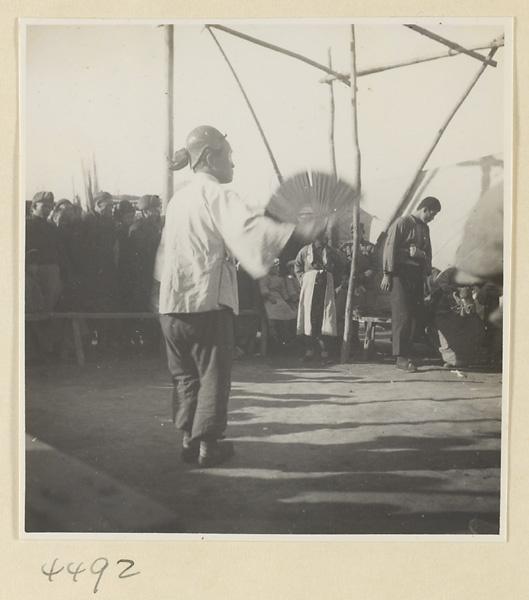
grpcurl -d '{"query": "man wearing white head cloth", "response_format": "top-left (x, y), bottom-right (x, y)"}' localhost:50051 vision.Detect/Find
top-left (159, 125), bottom-right (320, 467)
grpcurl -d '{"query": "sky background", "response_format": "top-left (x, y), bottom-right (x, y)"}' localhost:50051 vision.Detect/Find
top-left (23, 20), bottom-right (508, 251)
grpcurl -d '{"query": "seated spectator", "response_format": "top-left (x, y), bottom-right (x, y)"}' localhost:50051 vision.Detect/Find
top-left (455, 181), bottom-right (503, 332)
top-left (284, 260), bottom-right (301, 311)
top-left (426, 267), bottom-right (490, 368)
top-left (258, 259), bottom-right (297, 347)
top-left (356, 241), bottom-right (378, 315)
top-left (235, 262), bottom-right (262, 356)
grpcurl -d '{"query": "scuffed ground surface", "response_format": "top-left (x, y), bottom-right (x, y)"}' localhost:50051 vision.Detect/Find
top-left (25, 353), bottom-right (502, 536)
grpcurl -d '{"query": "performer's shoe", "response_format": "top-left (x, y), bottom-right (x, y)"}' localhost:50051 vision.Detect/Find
top-left (198, 441), bottom-right (235, 468)
top-left (299, 352), bottom-right (315, 363)
top-left (320, 353), bottom-right (335, 365)
top-left (396, 357), bottom-right (418, 372)
top-left (181, 432), bottom-right (200, 463)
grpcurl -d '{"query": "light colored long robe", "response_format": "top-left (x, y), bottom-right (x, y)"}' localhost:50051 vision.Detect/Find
top-left (297, 270), bottom-right (337, 337)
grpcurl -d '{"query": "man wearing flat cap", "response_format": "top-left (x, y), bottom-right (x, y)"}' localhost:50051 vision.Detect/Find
top-left (25, 191), bottom-right (62, 312)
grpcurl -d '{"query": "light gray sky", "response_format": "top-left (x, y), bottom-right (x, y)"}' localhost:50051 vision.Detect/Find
top-left (23, 20), bottom-right (507, 220)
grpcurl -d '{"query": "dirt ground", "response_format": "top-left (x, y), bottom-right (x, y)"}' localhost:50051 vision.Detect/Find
top-left (24, 340), bottom-right (502, 537)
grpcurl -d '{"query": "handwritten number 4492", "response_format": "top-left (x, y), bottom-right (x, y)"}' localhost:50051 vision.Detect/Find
top-left (42, 558), bottom-right (139, 594)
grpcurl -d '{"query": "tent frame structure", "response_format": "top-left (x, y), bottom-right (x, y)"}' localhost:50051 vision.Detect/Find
top-left (162, 22), bottom-right (504, 362)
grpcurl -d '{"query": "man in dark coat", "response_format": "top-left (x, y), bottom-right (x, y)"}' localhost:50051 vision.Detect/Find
top-left (25, 191), bottom-right (62, 311)
top-left (381, 196), bottom-right (441, 372)
top-left (128, 195), bottom-right (162, 311)
top-left (78, 192), bottom-right (119, 312)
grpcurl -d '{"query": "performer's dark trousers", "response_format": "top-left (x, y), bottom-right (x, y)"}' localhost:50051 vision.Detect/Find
top-left (390, 265), bottom-right (424, 358)
top-left (160, 309), bottom-right (234, 444)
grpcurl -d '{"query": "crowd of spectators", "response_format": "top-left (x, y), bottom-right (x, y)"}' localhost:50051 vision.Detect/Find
top-left (25, 188), bottom-right (502, 369)
top-left (234, 236), bottom-right (379, 359)
top-left (25, 190), bottom-right (163, 360)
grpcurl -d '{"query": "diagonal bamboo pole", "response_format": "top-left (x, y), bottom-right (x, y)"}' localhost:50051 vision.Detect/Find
top-left (405, 25), bottom-right (498, 67)
top-left (208, 24), bottom-right (502, 87)
top-left (341, 25), bottom-right (362, 364)
top-left (321, 38), bottom-right (504, 83)
top-left (206, 26), bottom-right (284, 185)
top-left (383, 45), bottom-right (499, 231)
top-left (207, 24), bottom-right (350, 84)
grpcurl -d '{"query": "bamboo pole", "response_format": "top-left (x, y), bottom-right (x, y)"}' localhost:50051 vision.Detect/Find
top-left (87, 171), bottom-right (94, 211)
top-left (405, 25), bottom-right (498, 67)
top-left (328, 48), bottom-right (338, 179)
top-left (384, 45), bottom-right (499, 231)
top-left (341, 25), bottom-right (362, 364)
top-left (207, 26), bottom-right (284, 185)
top-left (207, 24), bottom-right (350, 85)
top-left (92, 155), bottom-right (99, 195)
top-left (327, 47), bottom-right (340, 248)
top-left (164, 25), bottom-right (174, 211)
top-left (321, 38), bottom-right (504, 83)
top-left (208, 24), bottom-right (502, 87)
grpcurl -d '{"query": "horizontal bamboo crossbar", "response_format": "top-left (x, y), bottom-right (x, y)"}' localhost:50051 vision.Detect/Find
top-left (208, 24), bottom-right (502, 88)
top-left (405, 25), bottom-right (498, 68)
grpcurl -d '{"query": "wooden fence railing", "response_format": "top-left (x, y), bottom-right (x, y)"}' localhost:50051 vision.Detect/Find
top-left (25, 309), bottom-right (268, 366)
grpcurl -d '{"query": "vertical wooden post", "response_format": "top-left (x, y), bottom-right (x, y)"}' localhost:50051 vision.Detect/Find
top-left (328, 48), bottom-right (338, 179)
top-left (328, 47), bottom-right (340, 248)
top-left (340, 25), bottom-right (362, 364)
top-left (71, 319), bottom-right (85, 366)
top-left (164, 25), bottom-right (174, 212)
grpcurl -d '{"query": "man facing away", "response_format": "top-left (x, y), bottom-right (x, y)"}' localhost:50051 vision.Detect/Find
top-left (159, 125), bottom-right (320, 467)
top-left (381, 196), bottom-right (441, 372)
top-left (25, 191), bottom-right (62, 312)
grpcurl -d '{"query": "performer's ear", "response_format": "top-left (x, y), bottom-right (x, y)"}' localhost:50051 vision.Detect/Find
top-left (170, 148), bottom-right (190, 171)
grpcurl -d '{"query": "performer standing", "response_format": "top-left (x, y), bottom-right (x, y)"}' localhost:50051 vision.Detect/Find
top-left (294, 233), bottom-right (345, 363)
top-left (159, 125), bottom-right (320, 467)
top-left (381, 196), bottom-right (441, 372)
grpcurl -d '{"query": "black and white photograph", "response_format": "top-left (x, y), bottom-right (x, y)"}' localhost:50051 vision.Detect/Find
top-left (21, 19), bottom-right (511, 538)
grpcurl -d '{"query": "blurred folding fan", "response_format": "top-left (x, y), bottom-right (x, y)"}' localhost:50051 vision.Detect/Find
top-left (266, 171), bottom-right (358, 226)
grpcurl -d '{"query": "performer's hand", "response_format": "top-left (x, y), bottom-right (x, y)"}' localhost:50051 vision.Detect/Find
top-left (381, 273), bottom-right (393, 292)
top-left (410, 247), bottom-right (427, 261)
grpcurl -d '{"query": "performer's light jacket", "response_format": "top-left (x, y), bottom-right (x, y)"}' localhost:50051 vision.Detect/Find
top-left (159, 172), bottom-right (294, 315)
